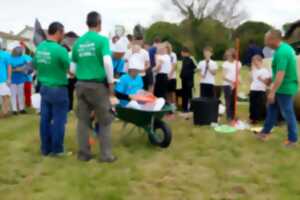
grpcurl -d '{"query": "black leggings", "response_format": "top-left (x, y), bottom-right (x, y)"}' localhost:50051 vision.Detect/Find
top-left (200, 83), bottom-right (215, 98)
top-left (181, 79), bottom-right (193, 112)
top-left (249, 91), bottom-right (267, 121)
top-left (154, 74), bottom-right (168, 99)
top-left (224, 86), bottom-right (236, 120)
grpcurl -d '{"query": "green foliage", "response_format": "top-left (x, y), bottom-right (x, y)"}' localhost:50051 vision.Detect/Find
top-left (234, 21), bottom-right (272, 59)
top-left (145, 19), bottom-right (232, 60)
top-left (144, 22), bottom-right (183, 55)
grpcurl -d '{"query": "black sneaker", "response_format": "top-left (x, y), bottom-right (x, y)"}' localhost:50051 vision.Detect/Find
top-left (12, 111), bottom-right (18, 115)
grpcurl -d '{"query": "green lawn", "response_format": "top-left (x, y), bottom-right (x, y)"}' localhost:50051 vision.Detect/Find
top-left (1, 68), bottom-right (300, 200)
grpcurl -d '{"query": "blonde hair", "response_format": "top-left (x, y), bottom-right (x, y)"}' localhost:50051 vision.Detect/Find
top-left (157, 43), bottom-right (167, 55)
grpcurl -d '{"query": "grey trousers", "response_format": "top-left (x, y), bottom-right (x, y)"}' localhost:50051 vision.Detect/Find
top-left (76, 82), bottom-right (114, 159)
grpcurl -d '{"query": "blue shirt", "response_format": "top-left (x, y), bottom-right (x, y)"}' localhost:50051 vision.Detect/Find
top-left (0, 50), bottom-right (10, 83)
top-left (113, 58), bottom-right (125, 74)
top-left (115, 73), bottom-right (144, 106)
top-left (9, 55), bottom-right (30, 84)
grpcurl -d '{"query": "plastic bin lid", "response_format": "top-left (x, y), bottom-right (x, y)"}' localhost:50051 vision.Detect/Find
top-left (214, 125), bottom-right (237, 134)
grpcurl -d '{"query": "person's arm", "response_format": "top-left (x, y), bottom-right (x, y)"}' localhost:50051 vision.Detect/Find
top-left (258, 75), bottom-right (272, 86)
top-left (7, 64), bottom-right (12, 85)
top-left (60, 48), bottom-right (71, 71)
top-left (115, 91), bottom-right (131, 101)
top-left (144, 51), bottom-right (150, 72)
top-left (268, 53), bottom-right (288, 104)
top-left (102, 38), bottom-right (115, 96)
top-left (208, 62), bottom-right (217, 75)
top-left (268, 71), bottom-right (285, 103)
top-left (153, 56), bottom-right (162, 72)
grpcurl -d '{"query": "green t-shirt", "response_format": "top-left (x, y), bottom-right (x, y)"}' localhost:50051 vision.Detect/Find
top-left (72, 31), bottom-right (111, 82)
top-left (272, 42), bottom-right (299, 95)
top-left (33, 40), bottom-right (70, 87)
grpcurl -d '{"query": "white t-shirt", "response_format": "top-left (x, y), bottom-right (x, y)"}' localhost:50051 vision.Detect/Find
top-left (250, 68), bottom-right (272, 91)
top-left (198, 59), bottom-right (218, 85)
top-left (125, 49), bottom-right (150, 76)
top-left (170, 52), bottom-right (177, 79)
top-left (222, 61), bottom-right (242, 86)
top-left (157, 54), bottom-right (172, 74)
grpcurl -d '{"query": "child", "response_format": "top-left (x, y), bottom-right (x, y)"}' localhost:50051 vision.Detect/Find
top-left (112, 39), bottom-right (126, 78)
top-left (249, 55), bottom-right (272, 123)
top-left (180, 47), bottom-right (196, 113)
top-left (124, 39), bottom-right (150, 90)
top-left (222, 48), bottom-right (242, 121)
top-left (0, 48), bottom-right (12, 117)
top-left (198, 46), bottom-right (218, 98)
top-left (115, 62), bottom-right (165, 111)
top-left (166, 42), bottom-right (177, 109)
top-left (115, 62), bottom-right (144, 107)
top-left (153, 43), bottom-right (172, 99)
top-left (9, 46), bottom-right (30, 115)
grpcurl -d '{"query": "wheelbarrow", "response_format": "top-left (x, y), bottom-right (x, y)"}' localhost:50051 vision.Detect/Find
top-left (115, 105), bottom-right (173, 148)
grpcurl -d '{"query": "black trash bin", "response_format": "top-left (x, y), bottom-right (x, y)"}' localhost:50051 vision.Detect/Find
top-left (192, 98), bottom-right (219, 125)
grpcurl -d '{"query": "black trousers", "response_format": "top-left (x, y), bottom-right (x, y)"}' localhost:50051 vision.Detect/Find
top-left (68, 78), bottom-right (77, 111)
top-left (249, 90), bottom-right (267, 121)
top-left (224, 86), bottom-right (236, 120)
top-left (154, 74), bottom-right (168, 99)
top-left (200, 83), bottom-right (215, 98)
top-left (181, 79), bottom-right (193, 112)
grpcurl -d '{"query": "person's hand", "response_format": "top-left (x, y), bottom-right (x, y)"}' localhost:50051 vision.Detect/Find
top-left (108, 83), bottom-right (115, 97)
top-left (129, 95), bottom-right (138, 101)
top-left (267, 92), bottom-right (275, 104)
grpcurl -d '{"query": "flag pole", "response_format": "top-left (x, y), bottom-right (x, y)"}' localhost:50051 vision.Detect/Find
top-left (233, 38), bottom-right (240, 122)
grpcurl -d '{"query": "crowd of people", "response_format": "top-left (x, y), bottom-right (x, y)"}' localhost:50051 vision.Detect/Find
top-left (0, 11), bottom-right (299, 162)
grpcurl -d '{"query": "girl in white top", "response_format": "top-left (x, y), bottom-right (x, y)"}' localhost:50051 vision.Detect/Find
top-left (153, 43), bottom-right (172, 99)
top-left (249, 55), bottom-right (272, 123)
top-left (198, 46), bottom-right (218, 98)
top-left (165, 42), bottom-right (177, 108)
top-left (222, 48), bottom-right (242, 121)
top-left (124, 41), bottom-right (150, 77)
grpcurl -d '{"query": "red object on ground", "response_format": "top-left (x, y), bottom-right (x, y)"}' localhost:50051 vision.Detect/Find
top-left (24, 82), bottom-right (32, 107)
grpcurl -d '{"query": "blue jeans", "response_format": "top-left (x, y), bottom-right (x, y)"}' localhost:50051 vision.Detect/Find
top-left (262, 93), bottom-right (298, 142)
top-left (40, 86), bottom-right (69, 155)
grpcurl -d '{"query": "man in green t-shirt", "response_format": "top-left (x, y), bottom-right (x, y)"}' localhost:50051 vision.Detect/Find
top-left (258, 29), bottom-right (299, 146)
top-left (33, 22), bottom-right (70, 156)
top-left (72, 11), bottom-right (116, 163)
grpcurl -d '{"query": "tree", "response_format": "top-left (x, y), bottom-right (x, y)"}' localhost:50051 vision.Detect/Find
top-left (234, 21), bottom-right (272, 63)
top-left (144, 22), bottom-right (183, 54)
top-left (169, 0), bottom-right (247, 27)
top-left (144, 19), bottom-right (232, 60)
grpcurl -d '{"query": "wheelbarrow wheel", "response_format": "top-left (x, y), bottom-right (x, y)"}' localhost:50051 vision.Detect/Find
top-left (148, 119), bottom-right (172, 148)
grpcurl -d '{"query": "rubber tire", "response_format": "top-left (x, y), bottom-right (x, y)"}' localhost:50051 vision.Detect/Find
top-left (148, 119), bottom-right (172, 148)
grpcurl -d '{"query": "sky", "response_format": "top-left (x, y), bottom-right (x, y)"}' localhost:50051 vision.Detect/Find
top-left (0, 0), bottom-right (299, 35)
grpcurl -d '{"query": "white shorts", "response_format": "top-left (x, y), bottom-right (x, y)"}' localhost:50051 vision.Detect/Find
top-left (0, 83), bottom-right (11, 96)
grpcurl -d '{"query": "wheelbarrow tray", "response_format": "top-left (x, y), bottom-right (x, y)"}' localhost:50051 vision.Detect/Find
top-left (115, 105), bottom-right (172, 127)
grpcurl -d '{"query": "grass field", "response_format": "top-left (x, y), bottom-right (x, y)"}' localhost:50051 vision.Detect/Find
top-left (1, 67), bottom-right (300, 200)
